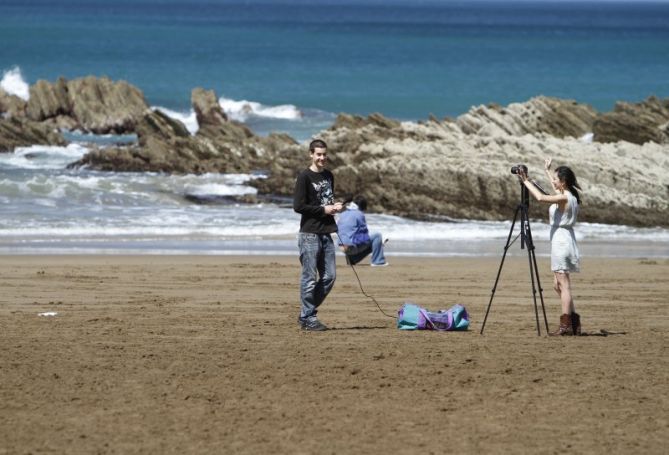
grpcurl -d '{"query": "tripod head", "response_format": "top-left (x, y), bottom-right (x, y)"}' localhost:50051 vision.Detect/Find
top-left (512, 180), bottom-right (534, 250)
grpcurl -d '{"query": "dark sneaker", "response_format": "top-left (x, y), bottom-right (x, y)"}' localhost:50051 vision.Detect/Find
top-left (298, 317), bottom-right (307, 329)
top-left (302, 319), bottom-right (328, 331)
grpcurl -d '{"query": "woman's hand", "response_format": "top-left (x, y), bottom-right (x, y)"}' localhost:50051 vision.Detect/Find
top-left (517, 168), bottom-right (529, 182)
top-left (544, 157), bottom-right (552, 171)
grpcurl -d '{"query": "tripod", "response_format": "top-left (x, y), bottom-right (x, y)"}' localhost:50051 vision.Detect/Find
top-left (480, 182), bottom-right (549, 336)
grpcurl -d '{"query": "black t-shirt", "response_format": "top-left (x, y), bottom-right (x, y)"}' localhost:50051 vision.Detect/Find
top-left (293, 168), bottom-right (338, 234)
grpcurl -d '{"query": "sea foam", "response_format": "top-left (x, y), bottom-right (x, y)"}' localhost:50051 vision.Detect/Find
top-left (1, 66), bottom-right (30, 101)
top-left (184, 183), bottom-right (257, 198)
top-left (0, 144), bottom-right (89, 169)
top-left (219, 96), bottom-right (302, 122)
top-left (153, 107), bottom-right (199, 134)
top-left (157, 96), bottom-right (303, 136)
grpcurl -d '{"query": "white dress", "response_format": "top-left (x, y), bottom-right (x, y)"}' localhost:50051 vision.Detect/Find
top-left (549, 191), bottom-right (580, 273)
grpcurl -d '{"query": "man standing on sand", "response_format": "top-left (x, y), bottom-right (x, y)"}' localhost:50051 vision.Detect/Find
top-left (293, 139), bottom-right (343, 331)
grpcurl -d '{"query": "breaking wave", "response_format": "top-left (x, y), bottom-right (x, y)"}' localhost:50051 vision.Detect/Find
top-left (1, 66), bottom-right (30, 101)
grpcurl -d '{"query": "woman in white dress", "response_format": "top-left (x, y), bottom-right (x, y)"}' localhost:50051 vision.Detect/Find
top-left (519, 158), bottom-right (582, 336)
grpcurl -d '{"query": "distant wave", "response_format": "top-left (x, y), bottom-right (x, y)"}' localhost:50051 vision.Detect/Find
top-left (183, 178), bottom-right (258, 199)
top-left (157, 96), bottom-right (305, 135)
top-left (0, 66), bottom-right (30, 100)
top-left (1, 67), bottom-right (318, 140)
top-left (0, 144), bottom-right (89, 169)
top-left (219, 96), bottom-right (302, 122)
top-left (0, 67), bottom-right (302, 123)
top-left (152, 106), bottom-right (199, 134)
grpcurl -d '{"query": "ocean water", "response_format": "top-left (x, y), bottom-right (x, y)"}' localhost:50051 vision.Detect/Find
top-left (1, 0), bottom-right (668, 256)
top-left (2, 0), bottom-right (669, 137)
top-left (1, 144), bottom-right (667, 257)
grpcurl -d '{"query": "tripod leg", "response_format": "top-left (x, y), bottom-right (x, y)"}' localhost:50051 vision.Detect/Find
top-left (527, 227), bottom-right (550, 333)
top-left (481, 205), bottom-right (522, 335)
top-left (521, 207), bottom-right (542, 336)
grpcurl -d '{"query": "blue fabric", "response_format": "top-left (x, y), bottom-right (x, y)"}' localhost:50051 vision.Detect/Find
top-left (337, 208), bottom-right (370, 246)
top-left (397, 302), bottom-right (469, 331)
top-left (298, 233), bottom-right (336, 322)
top-left (397, 303), bottom-right (425, 330)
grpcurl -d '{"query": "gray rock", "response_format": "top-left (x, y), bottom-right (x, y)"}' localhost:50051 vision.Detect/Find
top-left (25, 76), bottom-right (148, 134)
top-left (457, 96), bottom-right (597, 139)
top-left (70, 88), bottom-right (297, 174)
top-left (68, 76), bottom-right (149, 134)
top-left (593, 96), bottom-right (669, 144)
top-left (192, 87), bottom-right (228, 127)
top-left (0, 116), bottom-right (66, 153)
top-left (0, 89), bottom-right (27, 117)
top-left (66, 91), bottom-right (668, 228)
top-left (256, 110), bottom-right (669, 228)
top-left (25, 77), bottom-right (71, 121)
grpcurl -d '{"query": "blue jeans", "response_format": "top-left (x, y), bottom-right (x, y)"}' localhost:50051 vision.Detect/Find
top-left (298, 233), bottom-right (336, 322)
top-left (345, 232), bottom-right (386, 266)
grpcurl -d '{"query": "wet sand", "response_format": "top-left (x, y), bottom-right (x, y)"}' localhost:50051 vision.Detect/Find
top-left (1, 255), bottom-right (667, 454)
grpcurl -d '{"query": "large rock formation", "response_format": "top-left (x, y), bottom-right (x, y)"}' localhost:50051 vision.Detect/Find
top-left (457, 96), bottom-right (597, 139)
top-left (593, 96), bottom-right (669, 144)
top-left (58, 89), bottom-right (669, 227)
top-left (0, 116), bottom-right (66, 152)
top-left (70, 88), bottom-right (297, 173)
top-left (0, 88), bottom-right (27, 117)
top-left (25, 76), bottom-right (149, 134)
top-left (192, 87), bottom-right (228, 127)
top-left (255, 110), bottom-right (669, 227)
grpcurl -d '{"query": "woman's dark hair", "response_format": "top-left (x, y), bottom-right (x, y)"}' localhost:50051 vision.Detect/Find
top-left (353, 195), bottom-right (368, 211)
top-left (555, 166), bottom-right (582, 205)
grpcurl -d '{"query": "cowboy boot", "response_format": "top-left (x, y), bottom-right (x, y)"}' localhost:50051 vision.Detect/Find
top-left (549, 314), bottom-right (574, 336)
top-left (571, 312), bottom-right (581, 336)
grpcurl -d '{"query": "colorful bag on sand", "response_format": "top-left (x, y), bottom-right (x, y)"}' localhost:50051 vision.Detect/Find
top-left (397, 302), bottom-right (469, 331)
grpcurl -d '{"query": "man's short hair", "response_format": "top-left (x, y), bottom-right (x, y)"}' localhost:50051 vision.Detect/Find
top-left (309, 139), bottom-right (327, 153)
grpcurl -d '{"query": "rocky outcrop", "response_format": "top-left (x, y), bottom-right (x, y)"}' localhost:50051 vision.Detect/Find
top-left (331, 112), bottom-right (402, 131)
top-left (25, 78), bottom-right (71, 121)
top-left (70, 109), bottom-right (247, 173)
top-left (0, 116), bottom-right (66, 153)
top-left (0, 88), bottom-right (27, 117)
top-left (25, 76), bottom-right (149, 134)
top-left (61, 89), bottom-right (669, 227)
top-left (457, 96), bottom-right (597, 139)
top-left (255, 112), bottom-right (669, 227)
top-left (192, 87), bottom-right (228, 127)
top-left (70, 88), bottom-right (297, 173)
top-left (593, 96), bottom-right (669, 144)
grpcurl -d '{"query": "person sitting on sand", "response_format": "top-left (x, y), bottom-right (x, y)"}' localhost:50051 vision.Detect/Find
top-left (337, 195), bottom-right (388, 267)
top-left (518, 158), bottom-right (582, 336)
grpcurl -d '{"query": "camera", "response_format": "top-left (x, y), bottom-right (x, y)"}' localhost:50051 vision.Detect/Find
top-left (510, 164), bottom-right (528, 175)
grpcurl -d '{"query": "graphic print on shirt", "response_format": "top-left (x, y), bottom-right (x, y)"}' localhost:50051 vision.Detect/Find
top-left (312, 179), bottom-right (334, 206)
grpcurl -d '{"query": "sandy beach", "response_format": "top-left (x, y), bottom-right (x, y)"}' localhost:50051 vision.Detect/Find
top-left (1, 255), bottom-right (667, 454)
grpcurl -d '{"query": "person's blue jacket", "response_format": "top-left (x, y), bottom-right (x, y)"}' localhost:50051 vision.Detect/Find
top-left (337, 206), bottom-right (371, 246)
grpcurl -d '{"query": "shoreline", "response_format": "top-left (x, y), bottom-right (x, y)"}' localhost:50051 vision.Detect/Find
top-left (1, 237), bottom-right (667, 258)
